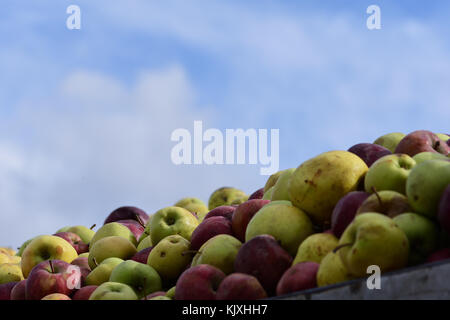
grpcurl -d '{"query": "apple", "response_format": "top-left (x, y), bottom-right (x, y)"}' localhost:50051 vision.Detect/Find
top-left (276, 262), bottom-right (320, 296)
top-left (0, 253), bottom-right (20, 264)
top-left (436, 133), bottom-right (450, 142)
top-left (316, 251), bottom-right (354, 287)
top-left (248, 188), bottom-right (264, 200)
top-left (41, 293), bottom-right (71, 300)
top-left (21, 235), bottom-right (78, 278)
top-left (191, 234), bottom-right (242, 275)
top-left (289, 150), bottom-right (368, 227)
top-left (438, 185), bottom-right (450, 233)
top-left (53, 232), bottom-right (89, 255)
top-left (245, 202), bottom-right (313, 256)
top-left (348, 143), bottom-right (392, 167)
top-left (0, 282), bottom-right (18, 300)
top-left (203, 206), bottom-right (236, 221)
top-left (231, 199), bottom-right (270, 242)
top-left (292, 233), bottom-right (339, 265)
top-left (364, 154), bottom-right (416, 194)
top-left (16, 237), bottom-right (39, 257)
top-left (165, 286), bottom-right (176, 299)
top-left (331, 191), bottom-right (370, 237)
top-left (190, 216), bottom-right (233, 251)
top-left (142, 291), bottom-right (167, 300)
top-left (393, 213), bottom-right (439, 265)
top-left (413, 151), bottom-right (448, 164)
top-left (264, 169), bottom-right (287, 193)
top-left (262, 186), bottom-right (274, 200)
top-left (149, 206), bottom-right (199, 245)
top-left (270, 168), bottom-right (295, 201)
top-left (426, 248), bottom-right (450, 263)
top-left (88, 236), bottom-right (137, 270)
top-left (104, 206), bottom-right (149, 226)
top-left (115, 219), bottom-right (145, 244)
top-left (174, 198), bottom-right (209, 221)
top-left (406, 159), bottom-right (450, 218)
top-left (356, 190), bottom-right (411, 218)
top-left (72, 285), bottom-right (98, 300)
top-left (149, 295), bottom-right (171, 300)
top-left (208, 187), bottom-right (248, 210)
top-left (395, 130), bottom-right (450, 157)
top-left (234, 235), bottom-right (292, 296)
top-left (175, 264), bottom-right (226, 300)
top-left (0, 263), bottom-right (23, 285)
top-left (109, 260), bottom-right (162, 299)
top-left (337, 213), bottom-right (409, 277)
top-left (130, 247), bottom-right (153, 265)
top-left (89, 282), bottom-right (138, 300)
top-left (89, 222), bottom-right (137, 250)
top-left (147, 235), bottom-right (193, 285)
top-left (0, 247), bottom-right (16, 256)
top-left (70, 257), bottom-right (91, 286)
top-left (373, 132), bottom-right (406, 153)
top-left (66, 226), bottom-right (96, 244)
top-left (26, 260), bottom-right (80, 300)
top-left (216, 273), bottom-right (267, 300)
top-left (85, 257), bottom-right (123, 286)
top-left (10, 280), bottom-right (27, 300)
top-left (137, 235), bottom-right (152, 251)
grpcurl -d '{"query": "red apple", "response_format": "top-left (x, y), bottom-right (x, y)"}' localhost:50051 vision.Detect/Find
top-left (203, 206), bottom-right (236, 221)
top-left (248, 188), bottom-right (265, 200)
top-left (10, 280), bottom-right (27, 300)
top-left (175, 264), bottom-right (226, 300)
top-left (216, 273), bottom-right (267, 300)
top-left (395, 130), bottom-right (450, 157)
top-left (26, 260), bottom-right (80, 300)
top-left (0, 282), bottom-right (18, 300)
top-left (142, 291), bottom-right (166, 300)
top-left (231, 199), bottom-right (270, 242)
top-left (276, 262), bottom-right (320, 296)
top-left (53, 232), bottom-right (89, 254)
top-left (190, 216), bottom-right (233, 251)
top-left (104, 206), bottom-right (149, 225)
top-left (348, 143), bottom-right (392, 167)
top-left (331, 191), bottom-right (370, 237)
top-left (72, 285), bottom-right (98, 300)
top-left (130, 247), bottom-right (153, 264)
top-left (234, 235), bottom-right (292, 296)
top-left (426, 248), bottom-right (450, 263)
top-left (438, 185), bottom-right (450, 234)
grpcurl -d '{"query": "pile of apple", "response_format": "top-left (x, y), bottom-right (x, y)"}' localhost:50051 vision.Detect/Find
top-left (0, 129), bottom-right (449, 300)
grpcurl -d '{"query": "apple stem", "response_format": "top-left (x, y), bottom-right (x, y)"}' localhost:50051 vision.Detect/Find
top-left (49, 259), bottom-right (55, 273)
top-left (371, 187), bottom-right (385, 212)
top-left (333, 243), bottom-right (352, 253)
top-left (135, 213), bottom-right (146, 228)
top-left (90, 224), bottom-right (96, 230)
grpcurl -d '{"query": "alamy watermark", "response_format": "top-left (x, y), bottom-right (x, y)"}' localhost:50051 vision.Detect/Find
top-left (366, 5), bottom-right (381, 30)
top-left (367, 265), bottom-right (381, 289)
top-left (66, 5), bottom-right (81, 30)
top-left (170, 121), bottom-right (279, 175)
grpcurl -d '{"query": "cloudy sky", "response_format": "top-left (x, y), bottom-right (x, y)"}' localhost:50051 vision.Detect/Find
top-left (1, 1), bottom-right (449, 248)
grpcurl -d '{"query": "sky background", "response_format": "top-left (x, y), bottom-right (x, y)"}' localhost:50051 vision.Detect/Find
top-left (1, 0), bottom-right (449, 248)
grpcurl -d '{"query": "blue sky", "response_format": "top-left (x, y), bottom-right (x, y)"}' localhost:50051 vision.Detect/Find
top-left (1, 1), bottom-right (449, 248)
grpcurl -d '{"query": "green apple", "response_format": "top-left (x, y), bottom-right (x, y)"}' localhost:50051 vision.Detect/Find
top-left (406, 159), bottom-right (450, 218)
top-left (166, 286), bottom-right (176, 299)
top-left (88, 236), bottom-right (137, 270)
top-left (316, 251), bottom-right (354, 287)
top-left (337, 212), bottom-right (409, 277)
top-left (89, 282), bottom-right (138, 300)
top-left (150, 296), bottom-right (171, 300)
top-left (264, 169), bottom-right (286, 193)
top-left (55, 226), bottom-right (71, 233)
top-left (191, 234), bottom-right (242, 275)
top-left (0, 263), bottom-right (24, 284)
top-left (270, 168), bottom-right (295, 201)
top-left (175, 198), bottom-right (208, 221)
top-left (21, 235), bottom-right (79, 278)
top-left (288, 150), bottom-right (368, 226)
top-left (293, 233), bottom-right (339, 265)
top-left (245, 202), bottom-right (314, 256)
top-left (262, 186), bottom-right (274, 200)
top-left (86, 257), bottom-right (124, 286)
top-left (66, 226), bottom-right (96, 244)
top-left (413, 152), bottom-right (448, 165)
top-left (78, 252), bottom-right (89, 258)
top-left (137, 235), bottom-right (153, 251)
top-left (149, 206), bottom-right (199, 245)
top-left (16, 236), bottom-right (40, 257)
top-left (436, 133), bottom-right (450, 142)
top-left (373, 132), bottom-right (406, 153)
top-left (89, 222), bottom-right (137, 250)
top-left (208, 187), bottom-right (248, 210)
top-left (364, 154), bottom-right (416, 194)
top-left (109, 260), bottom-right (162, 299)
top-left (393, 213), bottom-right (439, 265)
top-left (147, 235), bottom-right (192, 283)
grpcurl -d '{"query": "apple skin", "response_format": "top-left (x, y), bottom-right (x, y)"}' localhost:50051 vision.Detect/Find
top-left (72, 285), bottom-right (98, 300)
top-left (437, 185), bottom-right (450, 234)
top-left (26, 260), bottom-right (80, 300)
top-left (276, 262), bottom-right (320, 296)
top-left (364, 154), bottom-right (416, 194)
top-left (89, 222), bottom-right (138, 250)
top-left (21, 235), bottom-right (79, 278)
top-left (234, 235), bottom-right (293, 296)
top-left (130, 247), bottom-right (153, 264)
top-left (10, 280), bottom-right (27, 300)
top-left (175, 264), bottom-right (226, 300)
top-left (190, 216), bottom-right (233, 251)
top-left (174, 198), bottom-right (209, 221)
top-left (41, 293), bottom-right (71, 300)
top-left (115, 219), bottom-right (145, 243)
top-left (70, 257), bottom-right (91, 286)
top-left (231, 199), bottom-right (270, 242)
top-left (53, 232), bottom-right (89, 255)
top-left (203, 206), bottom-right (236, 221)
top-left (142, 291), bottom-right (167, 300)
top-left (348, 143), bottom-right (392, 167)
top-left (356, 190), bottom-right (411, 218)
top-left (0, 282), bottom-right (18, 300)
top-left (317, 251), bottom-right (354, 287)
top-left (413, 151), bottom-right (448, 164)
top-left (216, 273), bottom-right (267, 300)
top-left (88, 236), bottom-right (137, 270)
top-left (395, 130), bottom-right (450, 157)
top-left (86, 257), bottom-right (123, 286)
top-left (208, 187), bottom-right (248, 210)
top-left (331, 191), bottom-right (370, 237)
top-left (374, 132), bottom-right (406, 153)
top-left (89, 282), bottom-right (138, 300)
top-left (248, 188), bottom-right (264, 200)
top-left (104, 206), bottom-right (149, 226)
top-left (293, 233), bottom-right (339, 265)
top-left (426, 248), bottom-right (450, 263)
